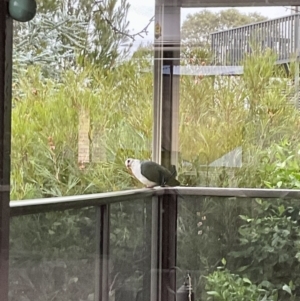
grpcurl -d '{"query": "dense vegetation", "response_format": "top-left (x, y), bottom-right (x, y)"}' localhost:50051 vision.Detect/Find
top-left (9, 3), bottom-right (300, 301)
top-left (12, 50), bottom-right (300, 198)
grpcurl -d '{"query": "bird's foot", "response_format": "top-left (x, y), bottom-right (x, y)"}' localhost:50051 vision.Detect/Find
top-left (160, 176), bottom-right (167, 187)
top-left (146, 185), bottom-right (156, 189)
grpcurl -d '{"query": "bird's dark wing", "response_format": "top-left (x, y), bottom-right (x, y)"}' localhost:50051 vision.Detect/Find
top-left (140, 161), bottom-right (180, 186)
top-left (140, 161), bottom-right (171, 184)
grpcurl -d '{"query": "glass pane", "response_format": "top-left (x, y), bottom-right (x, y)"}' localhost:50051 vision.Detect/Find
top-left (177, 6), bottom-right (300, 188)
top-left (110, 198), bottom-right (152, 301)
top-left (11, 0), bottom-right (154, 199)
top-left (9, 207), bottom-right (96, 301)
top-left (177, 196), bottom-right (300, 300)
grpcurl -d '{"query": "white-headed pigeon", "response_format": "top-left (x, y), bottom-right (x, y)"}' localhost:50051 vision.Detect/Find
top-left (125, 158), bottom-right (180, 188)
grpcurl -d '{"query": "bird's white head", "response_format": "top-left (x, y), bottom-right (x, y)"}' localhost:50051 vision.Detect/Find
top-left (125, 158), bottom-right (136, 169)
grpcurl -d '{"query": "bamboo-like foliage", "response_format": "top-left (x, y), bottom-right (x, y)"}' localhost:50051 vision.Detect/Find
top-left (179, 50), bottom-right (300, 187)
top-left (11, 49), bottom-right (300, 198)
top-left (11, 60), bottom-right (153, 199)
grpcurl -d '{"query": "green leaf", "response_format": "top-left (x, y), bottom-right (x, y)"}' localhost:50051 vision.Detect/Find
top-left (242, 278), bottom-right (252, 284)
top-left (276, 181), bottom-right (282, 188)
top-left (278, 205), bottom-right (285, 216)
top-left (236, 265), bottom-right (250, 272)
top-left (207, 291), bottom-right (221, 297)
top-left (282, 284), bottom-right (292, 295)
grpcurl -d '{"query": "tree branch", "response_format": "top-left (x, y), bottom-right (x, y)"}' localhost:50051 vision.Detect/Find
top-left (284, 6), bottom-right (299, 13)
top-left (93, 1), bottom-right (154, 41)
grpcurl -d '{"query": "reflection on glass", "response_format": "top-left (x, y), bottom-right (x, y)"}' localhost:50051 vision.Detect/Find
top-left (109, 198), bottom-right (152, 301)
top-left (9, 207), bottom-right (96, 301)
top-left (7, 1), bottom-right (300, 301)
top-left (178, 6), bottom-right (300, 189)
top-left (178, 196), bottom-right (300, 300)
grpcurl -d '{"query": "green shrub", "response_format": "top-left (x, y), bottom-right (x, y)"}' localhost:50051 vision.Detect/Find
top-left (205, 268), bottom-right (275, 301)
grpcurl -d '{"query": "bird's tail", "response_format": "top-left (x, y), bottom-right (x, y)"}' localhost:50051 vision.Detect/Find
top-left (166, 165), bottom-right (180, 187)
top-left (166, 177), bottom-right (180, 187)
top-left (170, 165), bottom-right (177, 177)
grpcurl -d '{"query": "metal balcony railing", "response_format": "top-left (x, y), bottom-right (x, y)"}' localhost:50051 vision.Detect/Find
top-left (211, 13), bottom-right (300, 66)
top-left (8, 187), bottom-right (300, 301)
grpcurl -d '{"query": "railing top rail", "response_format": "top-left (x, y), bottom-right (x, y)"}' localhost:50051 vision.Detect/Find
top-left (10, 188), bottom-right (156, 216)
top-left (10, 188), bottom-right (152, 207)
top-left (174, 187), bottom-right (300, 198)
top-left (211, 13), bottom-right (299, 36)
top-left (10, 187), bottom-right (300, 216)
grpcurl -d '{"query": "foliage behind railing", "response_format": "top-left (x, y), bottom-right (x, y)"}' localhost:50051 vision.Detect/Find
top-left (9, 187), bottom-right (300, 301)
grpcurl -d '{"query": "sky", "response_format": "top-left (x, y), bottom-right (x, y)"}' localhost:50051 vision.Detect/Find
top-left (124, 0), bottom-right (294, 51)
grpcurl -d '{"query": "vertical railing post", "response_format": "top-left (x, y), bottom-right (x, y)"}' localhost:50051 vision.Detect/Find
top-left (140, 198), bottom-right (152, 301)
top-left (95, 205), bottom-right (110, 301)
top-left (150, 195), bottom-right (160, 301)
top-left (151, 191), bottom-right (178, 301)
top-left (153, 0), bottom-right (180, 168)
top-left (160, 191), bottom-right (178, 301)
top-left (152, 0), bottom-right (180, 300)
top-left (0, 1), bottom-right (12, 300)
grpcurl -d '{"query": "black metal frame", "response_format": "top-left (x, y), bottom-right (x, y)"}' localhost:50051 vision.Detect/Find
top-left (10, 189), bottom-right (156, 216)
top-left (151, 196), bottom-right (160, 301)
top-left (160, 192), bottom-right (177, 301)
top-left (8, 188), bottom-right (179, 301)
top-left (10, 187), bottom-right (300, 215)
top-left (0, 2), bottom-right (12, 301)
top-left (2, 0), bottom-right (300, 300)
top-left (8, 187), bottom-right (300, 301)
top-left (98, 204), bottom-right (110, 301)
